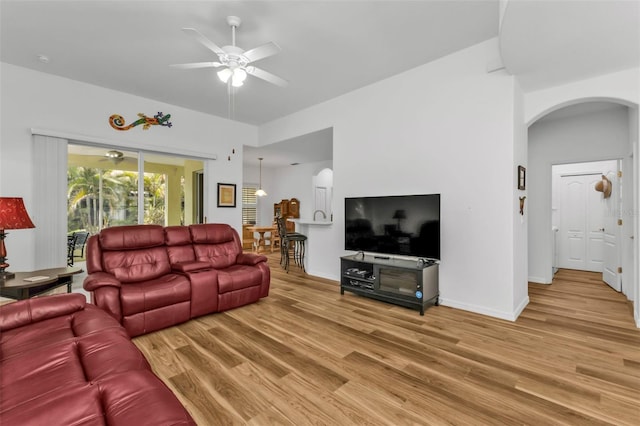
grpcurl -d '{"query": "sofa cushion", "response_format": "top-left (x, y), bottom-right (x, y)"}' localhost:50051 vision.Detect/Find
top-left (0, 298), bottom-right (124, 360)
top-left (0, 292), bottom-right (85, 332)
top-left (99, 225), bottom-right (165, 250)
top-left (193, 242), bottom-right (239, 269)
top-left (190, 224), bottom-right (243, 269)
top-left (120, 274), bottom-right (191, 316)
top-left (165, 226), bottom-right (192, 246)
top-left (100, 370), bottom-right (195, 425)
top-left (1, 340), bottom-right (87, 410)
top-left (190, 223), bottom-right (235, 244)
top-left (78, 331), bottom-right (151, 381)
top-left (165, 226), bottom-right (197, 267)
top-left (217, 264), bottom-right (264, 294)
top-left (102, 246), bottom-right (172, 283)
top-left (0, 383), bottom-right (105, 426)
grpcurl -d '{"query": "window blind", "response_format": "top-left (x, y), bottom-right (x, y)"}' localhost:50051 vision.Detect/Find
top-left (242, 185), bottom-right (258, 225)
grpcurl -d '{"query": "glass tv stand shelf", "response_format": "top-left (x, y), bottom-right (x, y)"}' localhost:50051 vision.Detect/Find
top-left (340, 254), bottom-right (439, 315)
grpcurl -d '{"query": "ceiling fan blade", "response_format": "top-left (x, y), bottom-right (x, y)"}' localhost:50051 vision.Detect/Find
top-left (246, 66), bottom-right (288, 87)
top-left (169, 62), bottom-right (222, 69)
top-left (243, 42), bottom-right (281, 63)
top-left (182, 28), bottom-right (226, 56)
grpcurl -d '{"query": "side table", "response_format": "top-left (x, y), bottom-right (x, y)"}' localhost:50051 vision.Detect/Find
top-left (0, 266), bottom-right (83, 300)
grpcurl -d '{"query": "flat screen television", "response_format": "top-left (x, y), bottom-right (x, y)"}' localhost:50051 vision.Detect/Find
top-left (345, 194), bottom-right (440, 260)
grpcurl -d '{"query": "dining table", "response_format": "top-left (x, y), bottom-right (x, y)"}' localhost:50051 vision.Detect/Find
top-left (246, 225), bottom-right (277, 253)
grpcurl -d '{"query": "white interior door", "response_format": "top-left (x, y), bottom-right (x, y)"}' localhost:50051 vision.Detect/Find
top-left (602, 167), bottom-right (621, 291)
top-left (559, 174), bottom-right (605, 272)
top-left (585, 174), bottom-right (605, 272)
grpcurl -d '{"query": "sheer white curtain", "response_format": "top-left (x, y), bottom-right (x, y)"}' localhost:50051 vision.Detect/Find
top-left (33, 134), bottom-right (68, 269)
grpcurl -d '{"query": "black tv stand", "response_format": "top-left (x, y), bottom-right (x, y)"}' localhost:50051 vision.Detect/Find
top-left (340, 254), bottom-right (439, 315)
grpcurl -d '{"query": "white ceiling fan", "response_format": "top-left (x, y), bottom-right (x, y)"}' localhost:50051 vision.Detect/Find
top-left (171, 16), bottom-right (288, 88)
top-left (99, 150), bottom-right (136, 165)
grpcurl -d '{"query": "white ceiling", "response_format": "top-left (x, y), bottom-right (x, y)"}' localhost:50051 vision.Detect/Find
top-left (0, 0), bottom-right (498, 126)
top-left (2, 1), bottom-right (638, 168)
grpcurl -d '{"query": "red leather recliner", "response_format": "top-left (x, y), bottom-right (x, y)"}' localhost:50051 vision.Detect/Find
top-left (0, 293), bottom-right (195, 425)
top-left (84, 223), bottom-right (269, 336)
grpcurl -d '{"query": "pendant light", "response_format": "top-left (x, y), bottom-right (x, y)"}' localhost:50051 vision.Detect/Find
top-left (255, 158), bottom-right (267, 197)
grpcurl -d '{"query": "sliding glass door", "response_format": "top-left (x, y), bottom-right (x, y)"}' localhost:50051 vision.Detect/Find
top-left (67, 144), bottom-right (204, 234)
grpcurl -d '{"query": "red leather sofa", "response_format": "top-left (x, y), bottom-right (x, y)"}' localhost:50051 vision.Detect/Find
top-left (0, 293), bottom-right (195, 425)
top-left (84, 223), bottom-right (270, 337)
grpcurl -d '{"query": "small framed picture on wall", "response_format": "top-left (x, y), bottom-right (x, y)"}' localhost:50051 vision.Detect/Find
top-left (517, 165), bottom-right (526, 190)
top-left (217, 183), bottom-right (236, 207)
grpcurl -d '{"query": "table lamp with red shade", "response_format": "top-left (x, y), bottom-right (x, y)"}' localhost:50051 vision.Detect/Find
top-left (0, 197), bottom-right (35, 280)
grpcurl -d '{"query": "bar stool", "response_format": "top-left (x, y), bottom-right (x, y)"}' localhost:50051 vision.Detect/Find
top-left (276, 216), bottom-right (307, 273)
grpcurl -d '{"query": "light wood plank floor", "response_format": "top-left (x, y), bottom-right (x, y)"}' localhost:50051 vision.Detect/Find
top-left (134, 258), bottom-right (640, 425)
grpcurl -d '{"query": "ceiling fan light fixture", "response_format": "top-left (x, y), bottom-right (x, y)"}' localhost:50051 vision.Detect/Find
top-left (105, 150), bottom-right (123, 159)
top-left (231, 68), bottom-right (247, 87)
top-left (217, 68), bottom-right (233, 83)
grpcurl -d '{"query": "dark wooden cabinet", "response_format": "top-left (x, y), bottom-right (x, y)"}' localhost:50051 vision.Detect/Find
top-left (289, 198), bottom-right (300, 217)
top-left (274, 198), bottom-right (300, 233)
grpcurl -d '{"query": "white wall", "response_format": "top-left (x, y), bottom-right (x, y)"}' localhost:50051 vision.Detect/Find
top-left (629, 107), bottom-right (640, 323)
top-left (259, 38), bottom-right (526, 320)
top-left (525, 68), bottom-right (639, 125)
top-left (528, 106), bottom-right (630, 284)
top-left (0, 62), bottom-right (257, 270)
top-left (512, 79), bottom-right (529, 316)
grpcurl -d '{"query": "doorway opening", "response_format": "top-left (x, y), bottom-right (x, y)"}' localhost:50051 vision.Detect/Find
top-left (552, 160), bottom-right (621, 292)
top-left (527, 100), bottom-right (636, 316)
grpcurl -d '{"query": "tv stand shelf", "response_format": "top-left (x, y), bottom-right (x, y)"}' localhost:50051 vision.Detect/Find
top-left (340, 254), bottom-right (439, 315)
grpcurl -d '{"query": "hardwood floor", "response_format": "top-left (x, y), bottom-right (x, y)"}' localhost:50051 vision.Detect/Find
top-left (134, 259), bottom-right (640, 425)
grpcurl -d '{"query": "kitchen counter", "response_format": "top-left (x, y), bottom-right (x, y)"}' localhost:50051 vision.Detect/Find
top-left (288, 218), bottom-right (332, 226)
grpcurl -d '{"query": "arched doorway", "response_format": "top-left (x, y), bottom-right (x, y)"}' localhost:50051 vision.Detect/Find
top-left (527, 98), bottom-right (638, 318)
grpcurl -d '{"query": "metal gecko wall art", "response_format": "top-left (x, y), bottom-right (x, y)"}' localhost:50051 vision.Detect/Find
top-left (109, 112), bottom-right (172, 131)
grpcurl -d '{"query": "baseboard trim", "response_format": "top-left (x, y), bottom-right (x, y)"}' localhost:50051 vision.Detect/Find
top-left (513, 296), bottom-right (530, 319)
top-left (439, 297), bottom-right (526, 322)
top-left (308, 269), bottom-right (339, 282)
top-left (528, 276), bottom-right (551, 284)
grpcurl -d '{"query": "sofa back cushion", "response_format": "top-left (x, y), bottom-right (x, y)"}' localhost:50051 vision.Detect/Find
top-left (0, 293), bottom-right (86, 332)
top-left (164, 226), bottom-right (195, 266)
top-left (190, 224), bottom-right (241, 269)
top-left (98, 225), bottom-right (171, 283)
top-left (99, 225), bottom-right (165, 250)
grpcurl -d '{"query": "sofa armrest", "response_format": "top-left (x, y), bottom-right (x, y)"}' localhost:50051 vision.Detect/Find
top-left (171, 261), bottom-right (212, 273)
top-left (236, 253), bottom-right (268, 266)
top-left (83, 272), bottom-right (123, 323)
top-left (83, 272), bottom-right (122, 291)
